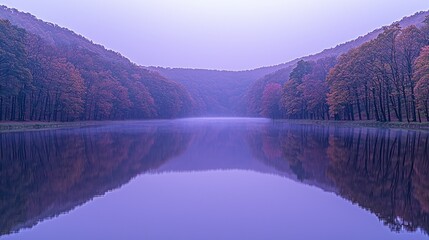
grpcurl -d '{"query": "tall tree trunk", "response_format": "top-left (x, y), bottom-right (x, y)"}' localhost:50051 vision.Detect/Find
top-left (364, 85), bottom-right (370, 120)
top-left (418, 110), bottom-right (422, 123)
top-left (355, 91), bottom-right (362, 120)
top-left (426, 103), bottom-right (429, 122)
top-left (0, 96), bottom-right (2, 121)
top-left (326, 106), bottom-right (330, 120)
top-left (19, 92), bottom-right (26, 121)
top-left (10, 96), bottom-right (16, 121)
top-left (378, 87), bottom-right (386, 122)
top-left (397, 95), bottom-right (403, 122)
top-left (401, 82), bottom-right (410, 122)
top-left (372, 88), bottom-right (380, 122)
top-left (410, 84), bottom-right (417, 122)
top-left (43, 93), bottom-right (50, 121)
top-left (385, 91), bottom-right (391, 122)
top-left (389, 96), bottom-right (399, 121)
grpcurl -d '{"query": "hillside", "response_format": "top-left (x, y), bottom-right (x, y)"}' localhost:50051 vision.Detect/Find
top-left (245, 10), bottom-right (429, 116)
top-left (0, 6), bottom-right (195, 121)
top-left (1, 5), bottom-right (428, 119)
top-left (150, 10), bottom-right (429, 117)
top-left (148, 67), bottom-right (269, 116)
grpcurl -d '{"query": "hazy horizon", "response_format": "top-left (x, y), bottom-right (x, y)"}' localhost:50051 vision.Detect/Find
top-left (1, 0), bottom-right (428, 70)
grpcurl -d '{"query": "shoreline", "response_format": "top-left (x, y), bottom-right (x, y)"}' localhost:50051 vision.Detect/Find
top-left (1, 119), bottom-right (429, 133)
top-left (274, 119), bottom-right (429, 131)
top-left (0, 121), bottom-right (103, 133)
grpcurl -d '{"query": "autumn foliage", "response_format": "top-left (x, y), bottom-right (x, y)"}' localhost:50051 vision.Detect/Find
top-left (248, 18), bottom-right (429, 122)
top-left (326, 24), bottom-right (428, 122)
top-left (0, 15), bottom-right (194, 121)
top-left (279, 21), bottom-right (429, 122)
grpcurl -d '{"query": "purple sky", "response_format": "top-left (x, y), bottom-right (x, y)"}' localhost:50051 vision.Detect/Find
top-left (1, 0), bottom-right (428, 70)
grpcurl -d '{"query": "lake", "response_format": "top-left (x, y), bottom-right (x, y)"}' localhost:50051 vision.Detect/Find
top-left (0, 118), bottom-right (428, 239)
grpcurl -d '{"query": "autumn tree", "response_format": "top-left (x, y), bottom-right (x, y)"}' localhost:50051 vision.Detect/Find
top-left (396, 25), bottom-right (426, 122)
top-left (413, 46), bottom-right (429, 121)
top-left (0, 20), bottom-right (32, 121)
top-left (327, 23), bottom-right (429, 122)
top-left (282, 58), bottom-right (335, 120)
top-left (281, 60), bottom-right (313, 119)
top-left (261, 83), bottom-right (282, 118)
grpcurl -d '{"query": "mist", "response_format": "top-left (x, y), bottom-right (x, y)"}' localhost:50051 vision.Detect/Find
top-left (1, 0), bottom-right (427, 70)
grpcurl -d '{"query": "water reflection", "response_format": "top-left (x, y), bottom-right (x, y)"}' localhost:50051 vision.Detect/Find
top-left (248, 123), bottom-right (429, 234)
top-left (0, 122), bottom-right (191, 235)
top-left (0, 119), bottom-right (428, 238)
top-left (327, 128), bottom-right (429, 233)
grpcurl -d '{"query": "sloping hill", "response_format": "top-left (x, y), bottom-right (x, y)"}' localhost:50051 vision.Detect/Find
top-left (0, 6), bottom-right (195, 121)
top-left (244, 10), bottom-right (429, 116)
top-left (148, 67), bottom-right (269, 116)
top-left (152, 10), bottom-right (429, 116)
top-left (1, 5), bottom-right (427, 118)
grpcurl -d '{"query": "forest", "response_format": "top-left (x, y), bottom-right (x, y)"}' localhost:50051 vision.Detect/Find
top-left (258, 19), bottom-right (429, 122)
top-left (0, 8), bottom-right (194, 121)
top-left (1, 5), bottom-right (429, 122)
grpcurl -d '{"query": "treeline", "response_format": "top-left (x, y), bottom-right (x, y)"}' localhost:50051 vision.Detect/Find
top-left (262, 19), bottom-right (429, 122)
top-left (0, 19), bottom-right (194, 121)
top-left (327, 23), bottom-right (428, 122)
top-left (246, 66), bottom-right (293, 117)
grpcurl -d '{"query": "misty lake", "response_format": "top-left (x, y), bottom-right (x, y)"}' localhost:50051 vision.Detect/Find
top-left (0, 118), bottom-right (428, 239)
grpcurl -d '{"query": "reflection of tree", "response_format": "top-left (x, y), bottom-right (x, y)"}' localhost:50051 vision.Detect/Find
top-left (247, 125), bottom-right (287, 172)
top-left (280, 125), bottom-right (330, 182)
top-left (247, 124), bottom-right (332, 184)
top-left (413, 135), bottom-right (429, 213)
top-left (327, 128), bottom-right (429, 234)
top-left (0, 125), bottom-right (191, 236)
top-left (247, 123), bottom-right (429, 235)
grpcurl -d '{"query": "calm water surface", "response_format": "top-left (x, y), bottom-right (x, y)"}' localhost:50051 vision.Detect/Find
top-left (0, 118), bottom-right (428, 239)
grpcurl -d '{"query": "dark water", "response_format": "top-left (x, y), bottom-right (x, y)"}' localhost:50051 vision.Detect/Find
top-left (0, 118), bottom-right (428, 240)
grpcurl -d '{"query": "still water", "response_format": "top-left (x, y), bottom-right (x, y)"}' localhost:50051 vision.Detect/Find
top-left (0, 118), bottom-right (428, 239)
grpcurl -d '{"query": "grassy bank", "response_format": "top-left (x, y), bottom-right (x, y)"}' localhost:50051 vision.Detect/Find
top-left (275, 119), bottom-right (429, 131)
top-left (0, 121), bottom-right (103, 133)
top-left (1, 119), bottom-right (429, 133)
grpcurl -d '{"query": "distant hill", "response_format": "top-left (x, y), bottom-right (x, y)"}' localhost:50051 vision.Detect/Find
top-left (147, 67), bottom-right (269, 116)
top-left (150, 10), bottom-right (429, 116)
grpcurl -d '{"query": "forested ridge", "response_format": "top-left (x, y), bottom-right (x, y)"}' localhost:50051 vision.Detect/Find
top-left (246, 11), bottom-right (428, 121)
top-left (148, 67), bottom-right (264, 116)
top-left (0, 6), bottom-right (194, 121)
top-left (255, 17), bottom-right (429, 122)
top-left (1, 5), bottom-right (429, 122)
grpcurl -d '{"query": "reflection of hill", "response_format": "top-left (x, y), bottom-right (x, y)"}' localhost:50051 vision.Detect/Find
top-left (0, 124), bottom-right (191, 236)
top-left (247, 123), bottom-right (429, 235)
